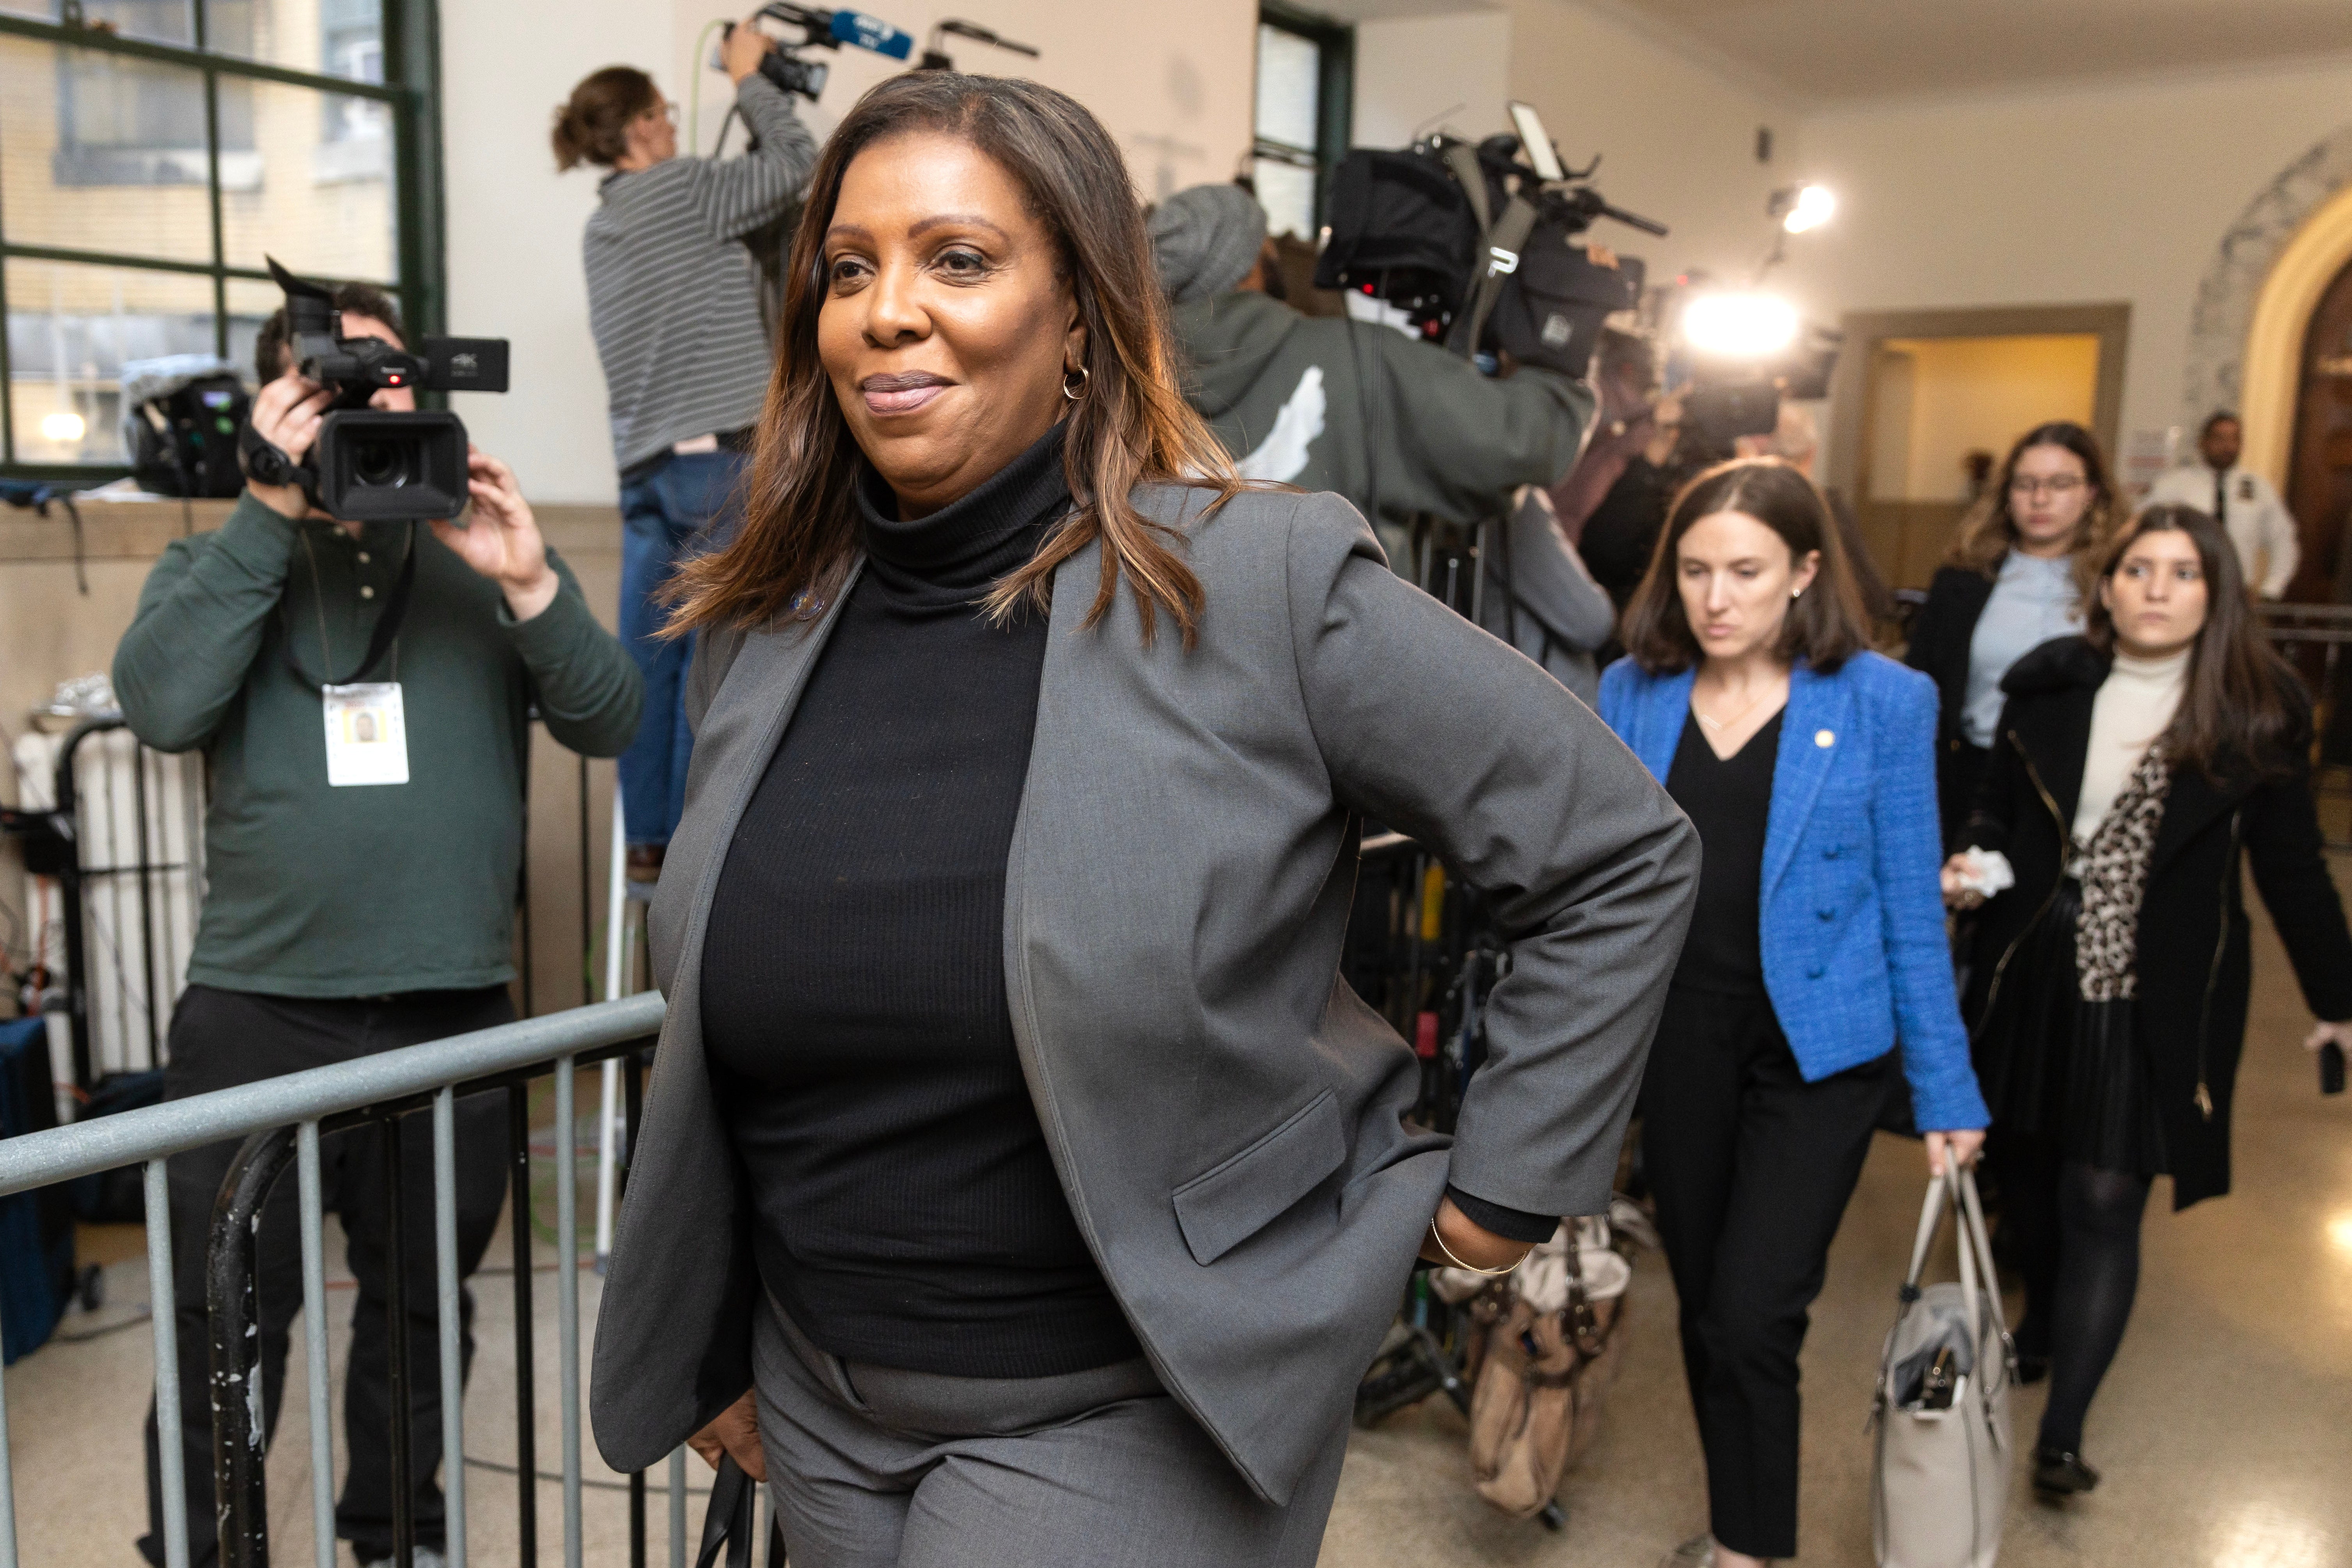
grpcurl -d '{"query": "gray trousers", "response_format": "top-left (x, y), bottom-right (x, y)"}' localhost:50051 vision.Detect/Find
top-left (753, 1296), bottom-right (1348, 1568)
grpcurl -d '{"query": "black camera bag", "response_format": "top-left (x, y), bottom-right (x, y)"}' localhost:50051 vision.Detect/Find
top-left (1487, 229), bottom-right (1640, 379)
top-left (1313, 149), bottom-right (1480, 319)
top-left (129, 374), bottom-right (252, 498)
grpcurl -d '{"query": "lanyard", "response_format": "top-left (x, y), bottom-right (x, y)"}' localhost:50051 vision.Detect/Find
top-left (280, 526), bottom-right (417, 690)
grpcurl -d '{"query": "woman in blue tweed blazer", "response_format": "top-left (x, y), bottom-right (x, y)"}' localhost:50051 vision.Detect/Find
top-left (1598, 459), bottom-right (1988, 1568)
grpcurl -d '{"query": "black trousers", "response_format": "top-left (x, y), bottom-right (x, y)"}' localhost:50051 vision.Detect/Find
top-left (139, 984), bottom-right (511, 1567)
top-left (1638, 987), bottom-right (1890, 1561)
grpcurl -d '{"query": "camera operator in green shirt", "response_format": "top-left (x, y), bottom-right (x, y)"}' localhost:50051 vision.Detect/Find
top-left (113, 280), bottom-right (640, 1568)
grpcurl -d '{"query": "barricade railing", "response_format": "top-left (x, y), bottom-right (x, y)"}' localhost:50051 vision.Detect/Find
top-left (0, 990), bottom-right (669, 1568)
top-left (2256, 602), bottom-right (2352, 848)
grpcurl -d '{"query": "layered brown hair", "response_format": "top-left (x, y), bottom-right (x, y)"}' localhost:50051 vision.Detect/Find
top-left (2085, 503), bottom-right (2302, 780)
top-left (552, 66), bottom-right (658, 172)
top-left (1946, 420), bottom-right (2117, 596)
top-left (664, 72), bottom-right (1237, 646)
top-left (1621, 458), bottom-right (1873, 674)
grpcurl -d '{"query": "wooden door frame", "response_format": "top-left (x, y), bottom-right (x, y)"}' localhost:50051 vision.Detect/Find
top-left (1826, 302), bottom-right (2132, 510)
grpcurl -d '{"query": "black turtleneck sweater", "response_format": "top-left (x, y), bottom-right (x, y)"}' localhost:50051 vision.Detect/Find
top-left (699, 428), bottom-right (1141, 1379)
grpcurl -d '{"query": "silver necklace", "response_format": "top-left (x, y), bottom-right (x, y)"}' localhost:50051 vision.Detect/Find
top-left (1694, 683), bottom-right (1775, 733)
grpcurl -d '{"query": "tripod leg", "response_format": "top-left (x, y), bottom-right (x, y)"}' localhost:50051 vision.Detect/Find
top-left (1409, 1325), bottom-right (1474, 1417)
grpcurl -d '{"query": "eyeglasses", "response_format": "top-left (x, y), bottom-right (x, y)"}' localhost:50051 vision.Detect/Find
top-left (645, 103), bottom-right (679, 125)
top-left (2009, 475), bottom-right (2086, 498)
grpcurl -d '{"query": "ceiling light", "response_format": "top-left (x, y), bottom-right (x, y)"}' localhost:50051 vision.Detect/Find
top-left (1683, 293), bottom-right (1800, 358)
top-left (39, 411), bottom-right (87, 443)
top-left (1782, 183), bottom-right (1836, 234)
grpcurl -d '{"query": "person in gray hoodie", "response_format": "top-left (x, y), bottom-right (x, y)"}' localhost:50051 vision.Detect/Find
top-left (1152, 183), bottom-right (1614, 697)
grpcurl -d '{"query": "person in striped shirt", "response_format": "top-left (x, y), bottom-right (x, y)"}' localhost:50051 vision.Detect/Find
top-left (555, 20), bottom-right (819, 882)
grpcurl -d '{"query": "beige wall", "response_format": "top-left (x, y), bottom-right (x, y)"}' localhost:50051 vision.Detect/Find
top-left (1353, 12), bottom-right (1513, 151)
top-left (1782, 57), bottom-right (2352, 484)
top-left (1502, 0), bottom-right (1797, 295)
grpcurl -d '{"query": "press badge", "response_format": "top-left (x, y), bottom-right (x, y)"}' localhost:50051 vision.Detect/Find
top-left (321, 683), bottom-right (410, 787)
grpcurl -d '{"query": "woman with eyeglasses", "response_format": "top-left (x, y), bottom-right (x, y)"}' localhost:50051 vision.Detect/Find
top-left (1905, 422), bottom-right (2120, 847)
top-left (553, 20), bottom-right (819, 883)
top-left (1941, 505), bottom-right (2352, 1497)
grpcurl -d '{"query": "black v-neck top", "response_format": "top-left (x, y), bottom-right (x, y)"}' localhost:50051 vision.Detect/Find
top-left (698, 426), bottom-right (1141, 1379)
top-left (1663, 708), bottom-right (1781, 997)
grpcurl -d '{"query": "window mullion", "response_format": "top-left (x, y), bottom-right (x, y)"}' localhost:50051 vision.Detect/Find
top-left (0, 14), bottom-right (406, 102)
top-left (206, 67), bottom-right (228, 361)
top-left (0, 237), bottom-right (13, 467)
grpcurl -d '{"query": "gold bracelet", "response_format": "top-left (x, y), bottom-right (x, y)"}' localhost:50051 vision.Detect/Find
top-left (1429, 1219), bottom-right (1520, 1277)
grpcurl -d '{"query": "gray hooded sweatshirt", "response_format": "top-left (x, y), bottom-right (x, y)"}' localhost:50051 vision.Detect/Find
top-left (1171, 291), bottom-right (1595, 561)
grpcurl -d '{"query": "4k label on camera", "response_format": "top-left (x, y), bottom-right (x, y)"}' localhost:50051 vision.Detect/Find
top-left (321, 683), bottom-right (409, 787)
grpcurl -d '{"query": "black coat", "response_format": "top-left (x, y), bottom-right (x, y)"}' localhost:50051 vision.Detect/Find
top-left (1904, 563), bottom-right (1998, 845)
top-left (1958, 637), bottom-right (2352, 1208)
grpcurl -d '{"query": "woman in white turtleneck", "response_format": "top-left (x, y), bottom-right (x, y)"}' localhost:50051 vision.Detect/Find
top-left (2068, 642), bottom-right (2191, 844)
top-left (1940, 505), bottom-right (2352, 1504)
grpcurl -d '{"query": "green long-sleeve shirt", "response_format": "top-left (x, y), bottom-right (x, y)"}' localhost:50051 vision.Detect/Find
top-left (113, 492), bottom-right (643, 998)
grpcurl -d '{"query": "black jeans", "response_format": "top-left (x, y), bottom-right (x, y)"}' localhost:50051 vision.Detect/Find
top-left (139, 984), bottom-right (512, 1567)
top-left (1639, 987), bottom-right (1891, 1561)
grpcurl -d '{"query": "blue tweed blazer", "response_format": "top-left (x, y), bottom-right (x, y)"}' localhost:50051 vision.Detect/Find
top-left (1598, 651), bottom-right (1989, 1132)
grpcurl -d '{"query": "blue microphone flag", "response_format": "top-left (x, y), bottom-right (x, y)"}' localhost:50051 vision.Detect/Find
top-left (830, 10), bottom-right (915, 58)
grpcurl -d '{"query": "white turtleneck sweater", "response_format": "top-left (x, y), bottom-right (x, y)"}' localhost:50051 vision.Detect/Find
top-left (2073, 646), bottom-right (2192, 843)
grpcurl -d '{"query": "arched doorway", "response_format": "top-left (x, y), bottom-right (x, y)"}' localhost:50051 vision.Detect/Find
top-left (2288, 255), bottom-right (2352, 601)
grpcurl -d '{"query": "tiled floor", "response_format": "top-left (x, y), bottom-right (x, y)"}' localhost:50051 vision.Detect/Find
top-left (1320, 858), bottom-right (2352, 1568)
top-left (8, 858), bottom-right (2349, 1566)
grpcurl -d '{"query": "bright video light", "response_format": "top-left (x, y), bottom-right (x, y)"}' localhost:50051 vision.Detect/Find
top-left (39, 411), bottom-right (87, 443)
top-left (1683, 293), bottom-right (1800, 358)
top-left (1783, 183), bottom-right (1836, 234)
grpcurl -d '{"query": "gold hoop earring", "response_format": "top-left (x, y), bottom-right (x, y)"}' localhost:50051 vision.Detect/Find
top-left (1062, 364), bottom-right (1090, 403)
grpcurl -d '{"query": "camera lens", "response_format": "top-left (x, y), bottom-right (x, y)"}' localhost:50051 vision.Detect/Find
top-left (351, 438), bottom-right (409, 489)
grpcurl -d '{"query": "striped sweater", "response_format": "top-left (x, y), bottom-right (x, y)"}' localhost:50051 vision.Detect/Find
top-left (585, 74), bottom-right (818, 471)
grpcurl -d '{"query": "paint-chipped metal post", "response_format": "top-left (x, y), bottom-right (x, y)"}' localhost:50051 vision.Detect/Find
top-left (208, 1126), bottom-right (300, 1568)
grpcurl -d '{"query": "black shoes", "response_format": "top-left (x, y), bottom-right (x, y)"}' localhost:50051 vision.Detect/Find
top-left (2032, 1447), bottom-right (2100, 1497)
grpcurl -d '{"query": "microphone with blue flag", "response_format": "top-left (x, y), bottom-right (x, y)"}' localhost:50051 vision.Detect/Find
top-left (715, 4), bottom-right (916, 101)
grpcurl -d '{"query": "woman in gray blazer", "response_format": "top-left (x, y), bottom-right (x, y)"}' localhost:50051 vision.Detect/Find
top-left (589, 71), bottom-right (1699, 1568)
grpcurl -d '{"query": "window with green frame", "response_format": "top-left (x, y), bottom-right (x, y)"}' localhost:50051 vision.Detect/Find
top-left (1253, 4), bottom-right (1350, 242)
top-left (0, 0), bottom-right (442, 481)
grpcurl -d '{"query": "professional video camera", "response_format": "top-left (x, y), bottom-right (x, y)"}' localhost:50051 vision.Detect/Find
top-left (239, 257), bottom-right (509, 523)
top-left (716, 3), bottom-right (916, 101)
top-left (1666, 278), bottom-right (1843, 455)
top-left (1314, 101), bottom-right (1665, 380)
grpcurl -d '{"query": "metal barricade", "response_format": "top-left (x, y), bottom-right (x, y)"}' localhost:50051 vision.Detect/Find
top-left (0, 991), bottom-right (674, 1568)
top-left (2256, 601), bottom-right (2352, 846)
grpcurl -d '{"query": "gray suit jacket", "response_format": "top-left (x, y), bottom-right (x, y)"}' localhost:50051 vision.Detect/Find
top-left (589, 483), bottom-right (1697, 1504)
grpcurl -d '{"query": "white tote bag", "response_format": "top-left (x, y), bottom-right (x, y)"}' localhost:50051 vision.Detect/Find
top-left (1871, 1165), bottom-right (2013, 1568)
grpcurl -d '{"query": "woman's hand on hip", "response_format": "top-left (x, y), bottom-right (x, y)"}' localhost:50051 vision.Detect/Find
top-left (1925, 1129), bottom-right (1985, 1176)
top-left (686, 1389), bottom-right (765, 1482)
top-left (1418, 1195), bottom-right (1538, 1273)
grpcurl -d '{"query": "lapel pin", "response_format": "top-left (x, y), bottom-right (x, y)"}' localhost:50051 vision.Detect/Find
top-left (1815, 729), bottom-right (1835, 748)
